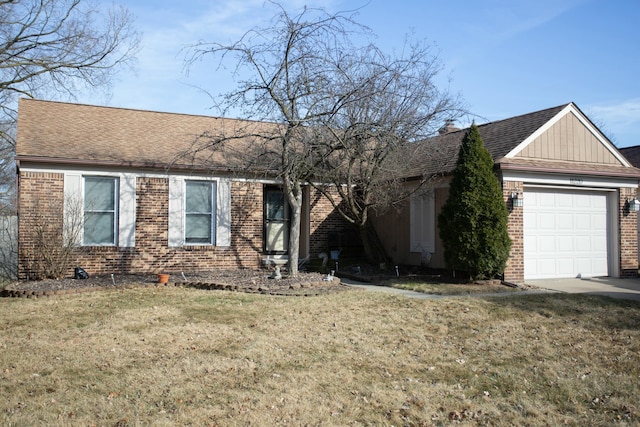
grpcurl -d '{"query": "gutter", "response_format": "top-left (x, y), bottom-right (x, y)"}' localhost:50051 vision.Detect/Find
top-left (14, 155), bottom-right (280, 178)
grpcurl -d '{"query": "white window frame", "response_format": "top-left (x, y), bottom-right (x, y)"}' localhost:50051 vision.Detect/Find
top-left (63, 172), bottom-right (136, 248)
top-left (168, 176), bottom-right (231, 248)
top-left (184, 180), bottom-right (217, 245)
top-left (83, 176), bottom-right (119, 246)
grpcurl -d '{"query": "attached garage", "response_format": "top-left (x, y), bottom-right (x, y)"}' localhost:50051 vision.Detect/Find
top-left (523, 187), bottom-right (613, 280)
top-left (375, 102), bottom-right (640, 285)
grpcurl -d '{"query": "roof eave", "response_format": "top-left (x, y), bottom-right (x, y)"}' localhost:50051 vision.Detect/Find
top-left (15, 155), bottom-right (279, 177)
top-left (497, 161), bottom-right (640, 180)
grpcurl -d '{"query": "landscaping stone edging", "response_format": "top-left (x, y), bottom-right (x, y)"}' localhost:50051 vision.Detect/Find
top-left (0, 278), bottom-right (349, 299)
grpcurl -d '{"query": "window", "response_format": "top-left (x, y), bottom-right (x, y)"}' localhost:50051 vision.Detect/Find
top-left (83, 177), bottom-right (118, 245)
top-left (185, 180), bottom-right (217, 244)
top-left (410, 191), bottom-right (435, 254)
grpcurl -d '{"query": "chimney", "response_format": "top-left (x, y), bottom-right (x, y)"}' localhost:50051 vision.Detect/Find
top-left (438, 119), bottom-right (460, 135)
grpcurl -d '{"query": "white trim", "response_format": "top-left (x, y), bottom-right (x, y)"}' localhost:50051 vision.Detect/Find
top-left (63, 173), bottom-right (83, 245)
top-left (19, 164), bottom-right (281, 184)
top-left (216, 179), bottom-right (231, 247)
top-left (118, 174), bottom-right (136, 247)
top-left (168, 176), bottom-right (231, 248)
top-left (523, 186), bottom-right (619, 279)
top-left (64, 172), bottom-right (136, 247)
top-left (82, 175), bottom-right (119, 246)
top-left (168, 177), bottom-right (185, 247)
top-left (524, 184), bottom-right (616, 192)
top-left (183, 179), bottom-right (218, 246)
top-left (504, 103), bottom-right (632, 167)
top-left (502, 170), bottom-right (639, 189)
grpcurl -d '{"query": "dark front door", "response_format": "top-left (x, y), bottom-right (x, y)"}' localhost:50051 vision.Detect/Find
top-left (264, 187), bottom-right (289, 254)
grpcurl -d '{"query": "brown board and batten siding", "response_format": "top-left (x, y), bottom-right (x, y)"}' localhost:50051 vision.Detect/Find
top-left (516, 111), bottom-right (622, 165)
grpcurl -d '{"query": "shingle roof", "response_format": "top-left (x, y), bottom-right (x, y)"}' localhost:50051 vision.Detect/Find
top-left (620, 145), bottom-right (640, 168)
top-left (15, 98), bottom-right (280, 174)
top-left (406, 104), bottom-right (568, 177)
top-left (17, 99), bottom-right (640, 181)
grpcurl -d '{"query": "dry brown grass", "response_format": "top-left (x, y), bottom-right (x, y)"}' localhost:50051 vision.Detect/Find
top-left (1, 286), bottom-right (639, 426)
top-left (386, 279), bottom-right (519, 295)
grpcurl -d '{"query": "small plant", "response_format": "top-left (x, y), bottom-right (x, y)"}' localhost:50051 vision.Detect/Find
top-left (24, 195), bottom-right (84, 280)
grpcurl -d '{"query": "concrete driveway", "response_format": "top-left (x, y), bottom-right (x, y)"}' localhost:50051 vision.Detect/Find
top-left (526, 277), bottom-right (640, 301)
top-left (342, 276), bottom-right (640, 301)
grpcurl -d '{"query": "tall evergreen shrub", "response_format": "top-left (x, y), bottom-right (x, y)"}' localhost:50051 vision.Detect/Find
top-left (438, 124), bottom-right (511, 280)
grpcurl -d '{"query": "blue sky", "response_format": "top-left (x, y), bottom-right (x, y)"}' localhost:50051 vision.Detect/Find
top-left (80, 0), bottom-right (639, 147)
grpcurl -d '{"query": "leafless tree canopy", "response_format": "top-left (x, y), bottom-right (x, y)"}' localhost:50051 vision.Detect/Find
top-left (186, 2), bottom-right (465, 267)
top-left (0, 0), bottom-right (140, 208)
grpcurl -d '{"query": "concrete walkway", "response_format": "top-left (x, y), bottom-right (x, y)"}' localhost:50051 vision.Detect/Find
top-left (341, 276), bottom-right (640, 302)
top-left (340, 278), bottom-right (550, 300)
top-left (526, 276), bottom-right (640, 301)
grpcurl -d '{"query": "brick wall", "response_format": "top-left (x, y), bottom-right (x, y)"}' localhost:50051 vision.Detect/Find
top-left (619, 187), bottom-right (639, 277)
top-left (17, 171), bottom-right (65, 279)
top-left (308, 186), bottom-right (352, 257)
top-left (503, 181), bottom-right (524, 285)
top-left (17, 172), bottom-right (349, 279)
top-left (18, 173), bottom-right (266, 278)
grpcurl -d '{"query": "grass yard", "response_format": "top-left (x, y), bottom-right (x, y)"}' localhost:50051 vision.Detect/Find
top-left (386, 279), bottom-right (519, 295)
top-left (1, 286), bottom-right (639, 426)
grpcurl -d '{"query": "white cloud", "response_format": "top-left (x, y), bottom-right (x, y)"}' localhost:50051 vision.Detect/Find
top-left (585, 99), bottom-right (640, 147)
top-left (589, 99), bottom-right (640, 127)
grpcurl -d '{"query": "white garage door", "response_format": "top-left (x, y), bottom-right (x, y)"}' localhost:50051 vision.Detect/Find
top-left (524, 188), bottom-right (609, 280)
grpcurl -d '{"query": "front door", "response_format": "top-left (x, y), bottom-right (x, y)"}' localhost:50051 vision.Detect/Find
top-left (264, 187), bottom-right (289, 254)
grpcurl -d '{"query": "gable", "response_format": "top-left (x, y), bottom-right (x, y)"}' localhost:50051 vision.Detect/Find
top-left (510, 107), bottom-right (627, 166)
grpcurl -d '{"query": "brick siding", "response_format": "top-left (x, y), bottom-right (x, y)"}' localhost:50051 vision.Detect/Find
top-left (308, 186), bottom-right (351, 257)
top-left (17, 172), bottom-right (347, 279)
top-left (619, 187), bottom-right (639, 277)
top-left (503, 181), bottom-right (525, 285)
top-left (17, 171), bottom-right (65, 279)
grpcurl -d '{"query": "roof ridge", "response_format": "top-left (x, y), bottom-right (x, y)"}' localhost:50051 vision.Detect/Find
top-left (475, 102), bottom-right (571, 128)
top-left (19, 97), bottom-right (274, 126)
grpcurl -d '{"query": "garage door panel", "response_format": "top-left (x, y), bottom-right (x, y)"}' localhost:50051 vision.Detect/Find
top-left (557, 236), bottom-right (575, 251)
top-left (537, 235), bottom-right (557, 252)
top-left (557, 258), bottom-right (576, 275)
top-left (573, 214), bottom-right (591, 229)
top-left (538, 192), bottom-right (556, 206)
top-left (557, 213), bottom-right (574, 228)
top-left (524, 188), bottom-right (609, 280)
top-left (573, 236), bottom-right (593, 251)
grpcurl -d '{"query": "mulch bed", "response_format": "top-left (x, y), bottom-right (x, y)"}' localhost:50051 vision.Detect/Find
top-left (0, 270), bottom-right (354, 298)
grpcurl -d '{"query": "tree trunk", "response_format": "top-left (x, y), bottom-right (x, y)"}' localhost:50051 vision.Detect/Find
top-left (285, 180), bottom-right (302, 277)
top-left (359, 220), bottom-right (388, 267)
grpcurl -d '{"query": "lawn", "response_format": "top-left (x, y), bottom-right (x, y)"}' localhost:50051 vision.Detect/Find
top-left (1, 285), bottom-right (639, 426)
top-left (385, 278), bottom-right (520, 295)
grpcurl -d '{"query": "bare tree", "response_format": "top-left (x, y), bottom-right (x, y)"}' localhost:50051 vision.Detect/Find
top-left (307, 40), bottom-right (464, 263)
top-left (187, 4), bottom-right (364, 276)
top-left (186, 3), bottom-right (463, 273)
top-left (0, 0), bottom-right (140, 208)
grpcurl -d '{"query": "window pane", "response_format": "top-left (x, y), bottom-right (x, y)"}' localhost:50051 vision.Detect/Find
top-left (84, 212), bottom-right (115, 245)
top-left (186, 214), bottom-right (211, 243)
top-left (185, 180), bottom-right (216, 245)
top-left (186, 181), bottom-right (212, 213)
top-left (85, 177), bottom-right (115, 211)
top-left (83, 177), bottom-right (117, 245)
top-left (266, 191), bottom-right (285, 220)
